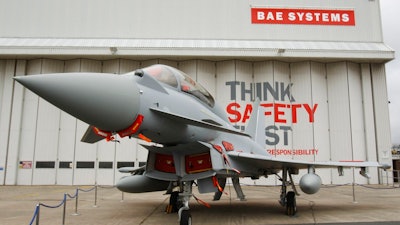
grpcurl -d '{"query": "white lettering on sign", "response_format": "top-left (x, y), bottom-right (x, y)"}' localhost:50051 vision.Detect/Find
top-left (251, 8), bottom-right (355, 26)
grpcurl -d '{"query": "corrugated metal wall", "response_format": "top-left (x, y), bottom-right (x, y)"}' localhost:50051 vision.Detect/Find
top-left (0, 59), bottom-right (391, 185)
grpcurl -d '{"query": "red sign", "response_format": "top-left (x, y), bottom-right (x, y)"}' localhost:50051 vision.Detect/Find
top-left (251, 8), bottom-right (355, 26)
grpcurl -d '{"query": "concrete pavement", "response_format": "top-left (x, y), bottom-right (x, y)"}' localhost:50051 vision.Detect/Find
top-left (1, 184), bottom-right (400, 225)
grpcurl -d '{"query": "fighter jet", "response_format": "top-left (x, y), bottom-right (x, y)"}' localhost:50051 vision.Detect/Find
top-left (14, 64), bottom-right (389, 225)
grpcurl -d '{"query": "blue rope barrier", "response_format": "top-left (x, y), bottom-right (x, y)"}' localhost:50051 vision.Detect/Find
top-left (39, 194), bottom-right (67, 209)
top-left (97, 185), bottom-right (115, 189)
top-left (78, 186), bottom-right (96, 192)
top-left (28, 204), bottom-right (40, 225)
top-left (28, 185), bottom-right (98, 225)
top-left (355, 183), bottom-right (400, 190)
top-left (66, 189), bottom-right (79, 199)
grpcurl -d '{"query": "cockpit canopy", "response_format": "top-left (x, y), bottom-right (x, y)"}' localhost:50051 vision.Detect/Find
top-left (142, 64), bottom-right (215, 107)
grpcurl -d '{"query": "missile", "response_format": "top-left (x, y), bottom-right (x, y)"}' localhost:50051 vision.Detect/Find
top-left (14, 73), bottom-right (140, 132)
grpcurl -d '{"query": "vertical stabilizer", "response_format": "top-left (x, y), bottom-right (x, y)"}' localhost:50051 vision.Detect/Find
top-left (245, 98), bottom-right (265, 148)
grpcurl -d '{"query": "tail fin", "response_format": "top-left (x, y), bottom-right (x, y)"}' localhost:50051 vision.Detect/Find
top-left (245, 98), bottom-right (265, 147)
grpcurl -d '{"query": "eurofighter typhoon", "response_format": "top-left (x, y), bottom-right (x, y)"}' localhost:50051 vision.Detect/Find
top-left (14, 64), bottom-right (389, 225)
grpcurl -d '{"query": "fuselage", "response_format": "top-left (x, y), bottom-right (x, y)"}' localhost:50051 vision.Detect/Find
top-left (14, 64), bottom-right (271, 192)
top-left (131, 64), bottom-right (233, 145)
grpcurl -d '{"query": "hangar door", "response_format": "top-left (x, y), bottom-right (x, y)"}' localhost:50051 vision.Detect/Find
top-left (0, 59), bottom-right (390, 185)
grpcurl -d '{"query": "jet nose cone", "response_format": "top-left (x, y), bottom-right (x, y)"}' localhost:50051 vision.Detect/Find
top-left (14, 73), bottom-right (140, 132)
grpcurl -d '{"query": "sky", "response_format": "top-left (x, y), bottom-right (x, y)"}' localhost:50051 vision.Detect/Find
top-left (380, 1), bottom-right (400, 145)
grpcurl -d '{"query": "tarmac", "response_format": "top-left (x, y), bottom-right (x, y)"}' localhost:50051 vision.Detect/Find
top-left (1, 184), bottom-right (400, 225)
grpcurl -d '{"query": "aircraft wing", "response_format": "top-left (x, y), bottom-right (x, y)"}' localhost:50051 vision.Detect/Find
top-left (118, 166), bottom-right (146, 174)
top-left (150, 107), bottom-right (250, 137)
top-left (227, 151), bottom-right (388, 171)
top-left (224, 98), bottom-right (388, 173)
top-left (81, 125), bottom-right (105, 143)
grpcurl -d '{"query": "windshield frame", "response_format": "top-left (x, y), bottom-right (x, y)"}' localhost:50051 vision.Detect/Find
top-left (142, 65), bottom-right (215, 107)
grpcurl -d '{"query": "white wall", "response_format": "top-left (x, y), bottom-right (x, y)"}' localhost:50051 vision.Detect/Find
top-left (0, 0), bottom-right (383, 42)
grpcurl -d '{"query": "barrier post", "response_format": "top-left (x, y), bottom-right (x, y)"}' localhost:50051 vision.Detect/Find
top-left (386, 170), bottom-right (389, 186)
top-left (35, 204), bottom-right (40, 225)
top-left (93, 185), bottom-right (98, 207)
top-left (352, 182), bottom-right (357, 203)
top-left (72, 189), bottom-right (79, 216)
top-left (62, 194), bottom-right (67, 225)
top-left (352, 168), bottom-right (357, 204)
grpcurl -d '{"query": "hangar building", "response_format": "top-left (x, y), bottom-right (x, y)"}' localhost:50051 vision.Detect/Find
top-left (0, 0), bottom-right (394, 186)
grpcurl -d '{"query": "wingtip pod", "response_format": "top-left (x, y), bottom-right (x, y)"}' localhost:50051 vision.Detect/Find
top-left (14, 73), bottom-right (141, 132)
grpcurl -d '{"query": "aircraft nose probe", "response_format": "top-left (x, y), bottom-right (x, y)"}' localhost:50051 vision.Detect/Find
top-left (13, 73), bottom-right (141, 134)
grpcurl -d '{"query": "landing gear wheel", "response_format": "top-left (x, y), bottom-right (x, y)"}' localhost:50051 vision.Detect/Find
top-left (285, 191), bottom-right (297, 216)
top-left (172, 191), bottom-right (180, 213)
top-left (166, 191), bottom-right (180, 213)
top-left (179, 210), bottom-right (192, 225)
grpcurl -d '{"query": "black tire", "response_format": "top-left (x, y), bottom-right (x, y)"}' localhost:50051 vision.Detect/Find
top-left (170, 191), bottom-right (180, 213)
top-left (180, 210), bottom-right (192, 225)
top-left (285, 191), bottom-right (297, 216)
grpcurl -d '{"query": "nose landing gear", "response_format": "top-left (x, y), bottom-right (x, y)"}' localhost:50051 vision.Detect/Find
top-left (285, 191), bottom-right (297, 216)
top-left (279, 167), bottom-right (299, 216)
top-left (165, 182), bottom-right (193, 225)
top-left (179, 208), bottom-right (192, 225)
